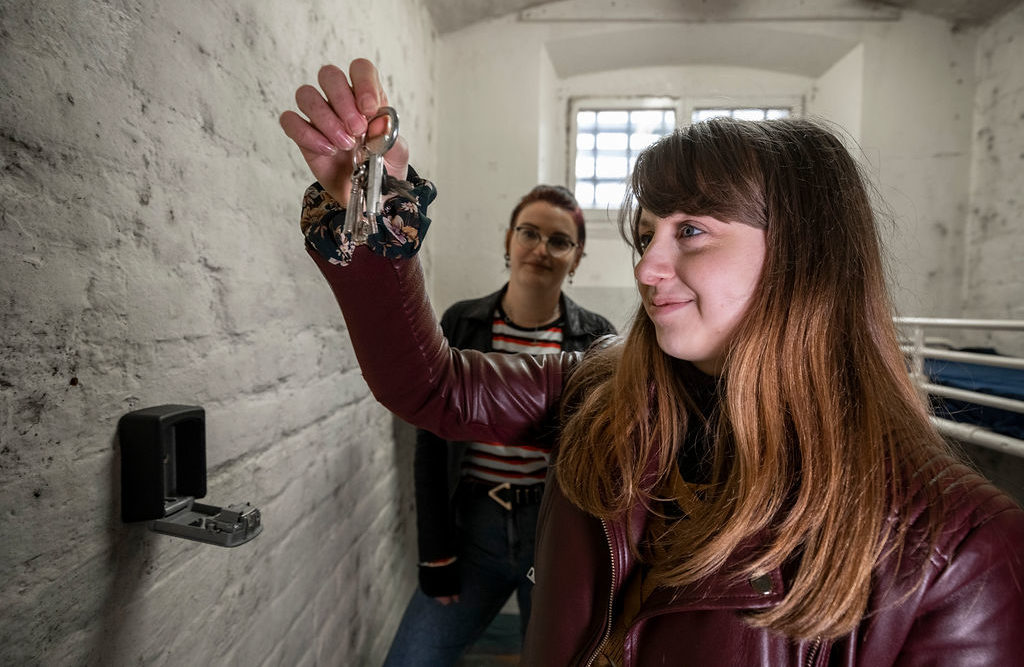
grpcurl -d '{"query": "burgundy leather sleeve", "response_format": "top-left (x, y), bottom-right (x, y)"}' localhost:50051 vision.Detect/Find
top-left (307, 246), bottom-right (572, 447)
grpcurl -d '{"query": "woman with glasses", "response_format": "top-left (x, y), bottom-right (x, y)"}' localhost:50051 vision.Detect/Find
top-left (376, 184), bottom-right (615, 665)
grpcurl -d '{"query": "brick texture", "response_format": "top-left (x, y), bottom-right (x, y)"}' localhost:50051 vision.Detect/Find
top-left (0, 1), bottom-right (435, 664)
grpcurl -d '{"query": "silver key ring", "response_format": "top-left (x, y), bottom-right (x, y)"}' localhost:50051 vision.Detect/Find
top-left (343, 106), bottom-right (400, 244)
top-left (364, 106), bottom-right (399, 156)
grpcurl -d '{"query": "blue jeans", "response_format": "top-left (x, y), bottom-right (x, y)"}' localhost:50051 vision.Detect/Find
top-left (382, 486), bottom-right (540, 666)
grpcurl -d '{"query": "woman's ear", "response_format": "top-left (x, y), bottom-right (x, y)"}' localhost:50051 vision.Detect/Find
top-left (571, 245), bottom-right (584, 272)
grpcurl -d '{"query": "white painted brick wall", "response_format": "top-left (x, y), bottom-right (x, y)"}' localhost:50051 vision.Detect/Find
top-left (0, 0), bottom-right (435, 664)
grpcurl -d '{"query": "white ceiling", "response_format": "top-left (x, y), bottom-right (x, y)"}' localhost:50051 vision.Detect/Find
top-left (544, 22), bottom-right (860, 78)
top-left (425, 0), bottom-right (1023, 34)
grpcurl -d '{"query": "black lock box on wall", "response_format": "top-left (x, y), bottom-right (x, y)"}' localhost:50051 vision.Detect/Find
top-left (119, 404), bottom-right (261, 547)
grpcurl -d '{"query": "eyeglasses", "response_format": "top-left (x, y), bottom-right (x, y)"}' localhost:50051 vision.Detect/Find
top-left (513, 226), bottom-right (578, 258)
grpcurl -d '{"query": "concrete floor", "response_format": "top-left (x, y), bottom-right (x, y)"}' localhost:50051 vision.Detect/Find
top-left (458, 606), bottom-right (522, 666)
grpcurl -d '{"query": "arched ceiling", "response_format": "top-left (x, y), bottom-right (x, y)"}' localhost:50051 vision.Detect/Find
top-left (544, 23), bottom-right (859, 78)
top-left (425, 0), bottom-right (1022, 34)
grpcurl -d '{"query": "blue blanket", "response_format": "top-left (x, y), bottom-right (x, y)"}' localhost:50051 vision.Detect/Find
top-left (925, 357), bottom-right (1024, 440)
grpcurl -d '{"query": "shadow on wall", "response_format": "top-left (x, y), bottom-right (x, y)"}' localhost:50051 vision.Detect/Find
top-left (87, 433), bottom-right (152, 664)
top-left (392, 416), bottom-right (417, 536)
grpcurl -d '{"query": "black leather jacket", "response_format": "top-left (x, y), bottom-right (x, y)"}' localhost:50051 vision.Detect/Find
top-left (415, 285), bottom-right (615, 595)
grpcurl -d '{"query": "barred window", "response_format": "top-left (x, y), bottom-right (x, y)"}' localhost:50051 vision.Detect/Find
top-left (569, 98), bottom-right (799, 213)
top-left (573, 108), bottom-right (676, 209)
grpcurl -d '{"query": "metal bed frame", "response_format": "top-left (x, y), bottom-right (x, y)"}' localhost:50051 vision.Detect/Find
top-left (896, 317), bottom-right (1024, 459)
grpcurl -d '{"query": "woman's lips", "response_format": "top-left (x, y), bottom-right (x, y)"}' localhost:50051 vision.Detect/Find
top-left (647, 297), bottom-right (692, 319)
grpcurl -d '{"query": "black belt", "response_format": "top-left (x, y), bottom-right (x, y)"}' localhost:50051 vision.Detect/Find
top-left (463, 479), bottom-right (544, 510)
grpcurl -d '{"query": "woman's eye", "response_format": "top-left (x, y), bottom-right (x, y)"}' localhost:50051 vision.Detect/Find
top-left (637, 232), bottom-right (653, 251)
top-left (679, 224), bottom-right (703, 238)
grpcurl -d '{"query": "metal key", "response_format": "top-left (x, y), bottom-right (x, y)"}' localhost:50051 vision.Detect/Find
top-left (364, 106), bottom-right (399, 217)
top-left (343, 160), bottom-right (367, 241)
top-left (342, 107), bottom-right (399, 244)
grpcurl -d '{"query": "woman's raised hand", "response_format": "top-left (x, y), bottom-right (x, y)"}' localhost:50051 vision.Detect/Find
top-left (280, 59), bottom-right (409, 203)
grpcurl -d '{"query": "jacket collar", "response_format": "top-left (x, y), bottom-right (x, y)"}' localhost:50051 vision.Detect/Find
top-left (607, 509), bottom-right (788, 615)
top-left (606, 478), bottom-right (788, 615)
top-left (462, 283), bottom-right (589, 336)
top-left (460, 286), bottom-right (506, 323)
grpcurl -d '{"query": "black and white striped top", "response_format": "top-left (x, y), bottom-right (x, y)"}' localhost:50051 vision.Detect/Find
top-left (461, 311), bottom-right (563, 486)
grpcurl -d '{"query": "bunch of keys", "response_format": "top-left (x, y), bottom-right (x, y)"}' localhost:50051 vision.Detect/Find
top-left (344, 106), bottom-right (400, 243)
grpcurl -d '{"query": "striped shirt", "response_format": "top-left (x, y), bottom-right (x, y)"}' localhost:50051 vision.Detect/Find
top-left (461, 310), bottom-right (563, 486)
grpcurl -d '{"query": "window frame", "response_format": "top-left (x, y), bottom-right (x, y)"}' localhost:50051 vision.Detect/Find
top-left (567, 94), bottom-right (804, 236)
top-left (567, 96), bottom-right (680, 232)
top-left (687, 93), bottom-right (804, 124)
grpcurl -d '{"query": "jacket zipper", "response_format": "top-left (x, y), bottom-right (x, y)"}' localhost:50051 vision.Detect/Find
top-left (804, 636), bottom-right (822, 667)
top-left (585, 517), bottom-right (617, 667)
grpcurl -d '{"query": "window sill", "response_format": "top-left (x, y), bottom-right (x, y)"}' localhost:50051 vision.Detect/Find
top-left (581, 208), bottom-right (624, 240)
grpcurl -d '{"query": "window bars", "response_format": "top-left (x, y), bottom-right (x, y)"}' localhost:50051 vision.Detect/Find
top-left (574, 108), bottom-right (676, 209)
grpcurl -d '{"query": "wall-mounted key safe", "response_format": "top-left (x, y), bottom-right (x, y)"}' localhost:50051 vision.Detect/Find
top-left (119, 404), bottom-right (262, 547)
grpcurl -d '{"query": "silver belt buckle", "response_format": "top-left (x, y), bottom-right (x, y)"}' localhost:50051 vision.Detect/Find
top-left (487, 482), bottom-right (513, 511)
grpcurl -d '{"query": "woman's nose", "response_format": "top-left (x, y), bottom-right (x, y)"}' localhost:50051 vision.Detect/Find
top-left (634, 238), bottom-right (672, 285)
top-left (531, 239), bottom-right (551, 257)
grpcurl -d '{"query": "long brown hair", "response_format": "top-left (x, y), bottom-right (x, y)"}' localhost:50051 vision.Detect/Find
top-left (556, 117), bottom-right (950, 639)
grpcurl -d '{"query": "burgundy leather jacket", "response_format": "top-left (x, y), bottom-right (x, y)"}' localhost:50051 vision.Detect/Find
top-left (309, 248), bottom-right (1024, 666)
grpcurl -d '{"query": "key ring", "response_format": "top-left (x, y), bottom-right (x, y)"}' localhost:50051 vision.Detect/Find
top-left (343, 106), bottom-right (400, 243)
top-left (364, 106), bottom-right (399, 155)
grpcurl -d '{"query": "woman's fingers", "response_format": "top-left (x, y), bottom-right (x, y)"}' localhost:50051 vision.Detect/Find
top-left (279, 59), bottom-right (404, 199)
top-left (383, 135), bottom-right (410, 181)
top-left (278, 109), bottom-right (337, 157)
top-left (348, 58), bottom-right (384, 116)
top-left (279, 105), bottom-right (354, 203)
top-left (284, 60), bottom-right (389, 156)
top-left (317, 64), bottom-right (369, 141)
top-left (295, 81), bottom-right (357, 152)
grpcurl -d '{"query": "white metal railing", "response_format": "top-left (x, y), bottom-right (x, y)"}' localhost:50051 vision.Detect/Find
top-left (895, 317), bottom-right (1024, 459)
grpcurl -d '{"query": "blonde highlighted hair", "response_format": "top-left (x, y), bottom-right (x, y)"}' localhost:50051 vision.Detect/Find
top-left (556, 118), bottom-right (950, 639)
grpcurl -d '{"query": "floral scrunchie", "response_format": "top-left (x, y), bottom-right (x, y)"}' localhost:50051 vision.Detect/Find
top-left (301, 166), bottom-right (436, 266)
